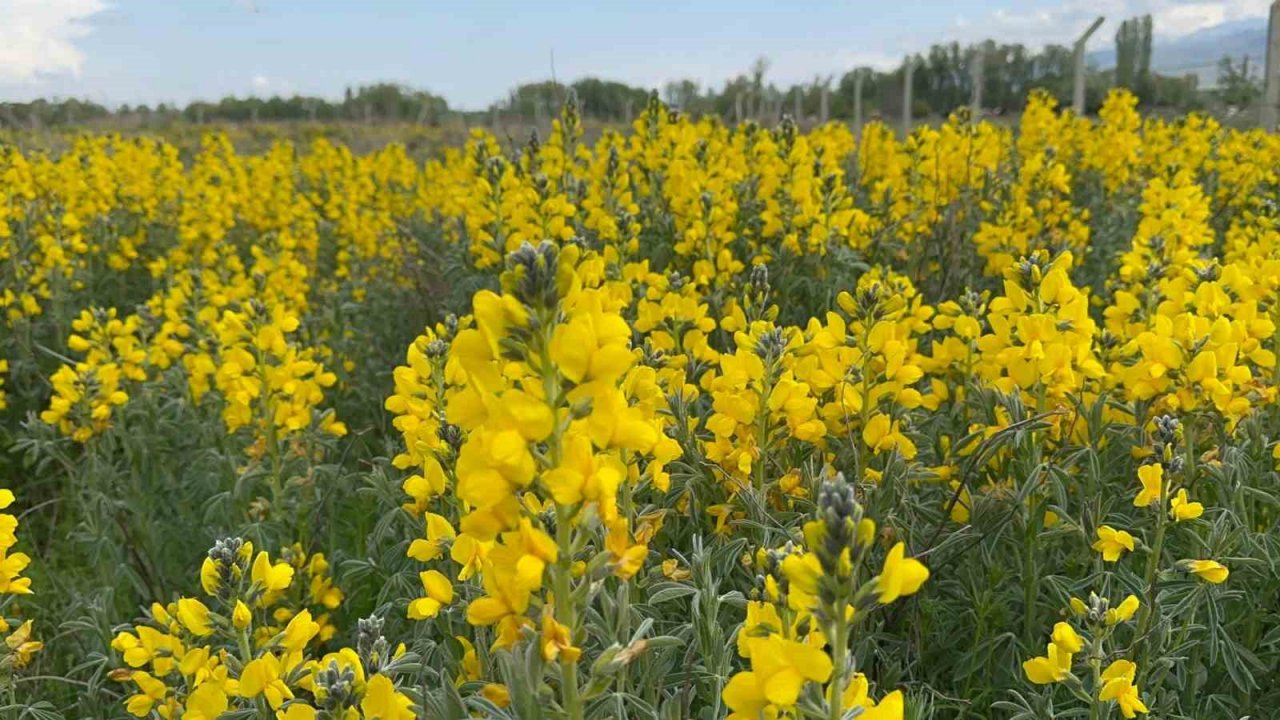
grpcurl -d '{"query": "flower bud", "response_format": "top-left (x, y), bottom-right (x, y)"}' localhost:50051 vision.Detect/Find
top-left (233, 600), bottom-right (252, 630)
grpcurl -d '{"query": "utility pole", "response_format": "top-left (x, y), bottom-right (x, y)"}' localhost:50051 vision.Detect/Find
top-left (970, 44), bottom-right (985, 118)
top-left (820, 81), bottom-right (830, 124)
top-left (902, 56), bottom-right (916, 137)
top-left (854, 69), bottom-right (864, 136)
top-left (1263, 1), bottom-right (1280, 129)
top-left (1073, 16), bottom-right (1105, 115)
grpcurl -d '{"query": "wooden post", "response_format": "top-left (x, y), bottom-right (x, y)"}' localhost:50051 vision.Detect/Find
top-left (1263, 2), bottom-right (1280, 129)
top-left (853, 70), bottom-right (864, 135)
top-left (1073, 16), bottom-right (1105, 115)
top-left (970, 44), bottom-right (985, 117)
top-left (902, 56), bottom-right (915, 137)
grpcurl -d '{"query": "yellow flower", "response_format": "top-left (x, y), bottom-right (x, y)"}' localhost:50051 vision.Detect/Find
top-left (604, 518), bottom-right (647, 580)
top-left (239, 653), bottom-right (294, 709)
top-left (1186, 559), bottom-right (1229, 584)
top-left (281, 609), bottom-right (320, 652)
top-left (1022, 641), bottom-right (1073, 684)
top-left (1133, 464), bottom-right (1162, 507)
top-left (454, 635), bottom-right (481, 685)
top-left (1098, 660), bottom-right (1148, 718)
top-left (4, 620), bottom-right (42, 668)
top-left (360, 674), bottom-right (414, 720)
top-left (184, 681), bottom-right (229, 720)
top-left (201, 556), bottom-right (223, 596)
top-left (0, 549), bottom-right (32, 594)
top-left (875, 542), bottom-right (929, 604)
top-left (276, 704), bottom-right (317, 720)
top-left (125, 670), bottom-right (168, 716)
top-left (661, 558), bottom-right (691, 581)
top-left (1169, 489), bottom-right (1203, 521)
top-left (408, 570), bottom-right (454, 620)
top-left (859, 689), bottom-right (905, 720)
top-left (480, 683), bottom-right (512, 708)
top-left (838, 673), bottom-right (905, 718)
top-left (251, 551), bottom-right (295, 605)
top-left (781, 552), bottom-right (823, 598)
top-left (233, 600), bottom-right (252, 630)
top-left (1092, 526), bottom-right (1135, 562)
top-left (723, 635), bottom-right (833, 717)
top-left (540, 609), bottom-right (581, 663)
top-left (176, 597), bottom-right (214, 637)
top-left (1050, 622), bottom-right (1083, 653)
top-left (862, 413), bottom-right (918, 459)
top-left (1069, 597), bottom-right (1088, 616)
top-left (1107, 595), bottom-right (1140, 624)
top-left (407, 512), bottom-right (456, 562)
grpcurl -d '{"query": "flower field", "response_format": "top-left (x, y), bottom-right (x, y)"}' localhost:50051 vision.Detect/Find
top-left (2, 88), bottom-right (1280, 718)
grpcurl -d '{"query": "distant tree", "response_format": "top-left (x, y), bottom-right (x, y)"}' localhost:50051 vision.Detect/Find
top-left (1115, 15), bottom-right (1153, 102)
top-left (570, 78), bottom-right (649, 120)
top-left (663, 79), bottom-right (702, 114)
top-left (1151, 73), bottom-right (1199, 109)
top-left (750, 57), bottom-right (770, 119)
top-left (1136, 15), bottom-right (1154, 100)
top-left (1216, 55), bottom-right (1261, 107)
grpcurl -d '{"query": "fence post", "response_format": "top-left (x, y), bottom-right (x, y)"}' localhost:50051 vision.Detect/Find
top-left (854, 70), bottom-right (864, 135)
top-left (1073, 16), bottom-right (1105, 115)
top-left (1263, 2), bottom-right (1280, 129)
top-left (902, 57), bottom-right (915, 137)
top-left (971, 44), bottom-right (985, 117)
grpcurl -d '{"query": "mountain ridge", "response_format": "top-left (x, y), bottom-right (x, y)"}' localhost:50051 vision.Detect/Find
top-left (1087, 17), bottom-right (1269, 87)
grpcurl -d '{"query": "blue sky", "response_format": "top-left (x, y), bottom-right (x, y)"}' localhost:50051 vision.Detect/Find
top-left (0, 0), bottom-right (1271, 110)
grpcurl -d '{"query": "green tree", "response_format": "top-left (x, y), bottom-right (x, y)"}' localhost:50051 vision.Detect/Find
top-left (1216, 55), bottom-right (1261, 107)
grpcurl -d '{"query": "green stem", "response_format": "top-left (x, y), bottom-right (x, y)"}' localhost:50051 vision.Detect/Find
top-left (1085, 630), bottom-right (1105, 720)
top-left (553, 514), bottom-right (582, 720)
top-left (826, 614), bottom-right (850, 720)
top-left (1134, 499), bottom-right (1168, 669)
top-left (538, 304), bottom-right (580, 720)
top-left (1022, 498), bottom-right (1039, 646)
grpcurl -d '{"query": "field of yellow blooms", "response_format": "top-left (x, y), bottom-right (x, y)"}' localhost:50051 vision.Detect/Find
top-left (2, 88), bottom-right (1279, 719)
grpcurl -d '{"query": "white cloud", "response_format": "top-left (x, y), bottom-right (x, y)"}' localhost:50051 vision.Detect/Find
top-left (251, 74), bottom-right (271, 91)
top-left (956, 0), bottom-right (1272, 51)
top-left (0, 0), bottom-right (108, 83)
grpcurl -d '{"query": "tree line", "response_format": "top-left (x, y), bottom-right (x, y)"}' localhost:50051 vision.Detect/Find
top-left (0, 15), bottom-right (1263, 129)
top-left (0, 83), bottom-right (451, 130)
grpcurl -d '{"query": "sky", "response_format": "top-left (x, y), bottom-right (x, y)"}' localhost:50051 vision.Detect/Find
top-left (0, 0), bottom-right (1273, 110)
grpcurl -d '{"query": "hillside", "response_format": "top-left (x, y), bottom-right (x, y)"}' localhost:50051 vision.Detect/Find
top-left (1088, 18), bottom-right (1268, 88)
